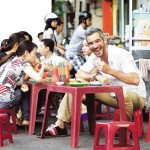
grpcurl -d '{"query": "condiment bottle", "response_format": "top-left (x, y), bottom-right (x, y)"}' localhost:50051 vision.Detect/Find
top-left (52, 62), bottom-right (60, 85)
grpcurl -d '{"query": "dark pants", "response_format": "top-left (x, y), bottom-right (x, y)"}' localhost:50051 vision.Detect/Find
top-left (0, 88), bottom-right (30, 121)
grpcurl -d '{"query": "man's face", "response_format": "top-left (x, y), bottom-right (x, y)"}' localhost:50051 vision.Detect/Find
top-left (39, 35), bottom-right (43, 41)
top-left (87, 32), bottom-right (106, 57)
top-left (58, 24), bottom-right (63, 32)
top-left (39, 42), bottom-right (47, 56)
top-left (85, 18), bottom-right (92, 27)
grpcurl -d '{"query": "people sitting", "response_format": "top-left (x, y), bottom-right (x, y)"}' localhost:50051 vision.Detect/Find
top-left (0, 32), bottom-right (26, 60)
top-left (0, 40), bottom-right (46, 126)
top-left (36, 27), bottom-right (146, 137)
top-left (37, 39), bottom-right (72, 113)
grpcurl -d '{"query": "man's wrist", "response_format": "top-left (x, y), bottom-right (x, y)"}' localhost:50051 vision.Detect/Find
top-left (92, 73), bottom-right (97, 80)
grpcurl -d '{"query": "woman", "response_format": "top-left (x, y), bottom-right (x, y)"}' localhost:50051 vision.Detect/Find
top-left (0, 40), bottom-right (45, 125)
top-left (0, 32), bottom-right (25, 60)
top-left (18, 31), bottom-right (33, 41)
top-left (43, 12), bottom-right (65, 56)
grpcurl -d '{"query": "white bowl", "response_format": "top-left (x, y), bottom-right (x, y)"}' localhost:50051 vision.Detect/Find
top-left (56, 82), bottom-right (64, 86)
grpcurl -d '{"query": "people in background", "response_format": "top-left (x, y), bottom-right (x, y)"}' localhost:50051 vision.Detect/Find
top-left (38, 32), bottom-right (43, 42)
top-left (37, 27), bottom-right (146, 137)
top-left (0, 39), bottom-right (8, 51)
top-left (18, 31), bottom-right (33, 41)
top-left (43, 12), bottom-right (65, 56)
top-left (0, 33), bottom-right (26, 60)
top-left (64, 11), bottom-right (92, 73)
top-left (54, 19), bottom-right (65, 50)
top-left (36, 32), bottom-right (43, 56)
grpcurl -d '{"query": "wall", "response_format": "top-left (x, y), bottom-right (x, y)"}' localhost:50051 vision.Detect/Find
top-left (0, 0), bottom-right (52, 43)
top-left (74, 0), bottom-right (102, 29)
top-left (137, 0), bottom-right (150, 10)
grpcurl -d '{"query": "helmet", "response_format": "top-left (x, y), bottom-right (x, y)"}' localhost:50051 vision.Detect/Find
top-left (44, 12), bottom-right (58, 23)
top-left (79, 11), bottom-right (92, 24)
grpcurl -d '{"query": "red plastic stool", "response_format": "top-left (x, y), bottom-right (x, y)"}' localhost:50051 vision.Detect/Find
top-left (0, 109), bottom-right (17, 134)
top-left (0, 114), bottom-right (13, 147)
top-left (113, 109), bottom-right (144, 137)
top-left (146, 113), bottom-right (150, 142)
top-left (95, 101), bottom-right (111, 120)
top-left (93, 121), bottom-right (140, 150)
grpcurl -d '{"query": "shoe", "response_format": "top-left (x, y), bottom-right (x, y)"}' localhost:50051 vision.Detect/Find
top-left (38, 110), bottom-right (45, 115)
top-left (22, 120), bottom-right (29, 126)
top-left (36, 124), bottom-right (67, 137)
top-left (40, 106), bottom-right (45, 110)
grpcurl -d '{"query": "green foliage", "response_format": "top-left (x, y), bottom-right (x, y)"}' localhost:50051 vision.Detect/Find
top-left (52, 1), bottom-right (65, 19)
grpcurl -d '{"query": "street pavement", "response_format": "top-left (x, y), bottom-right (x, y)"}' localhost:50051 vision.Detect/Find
top-left (1, 112), bottom-right (150, 150)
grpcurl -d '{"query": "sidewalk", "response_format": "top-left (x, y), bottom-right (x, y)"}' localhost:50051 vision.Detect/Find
top-left (1, 114), bottom-right (150, 150)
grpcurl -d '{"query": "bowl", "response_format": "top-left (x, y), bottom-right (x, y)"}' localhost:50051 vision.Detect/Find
top-left (56, 82), bottom-right (64, 86)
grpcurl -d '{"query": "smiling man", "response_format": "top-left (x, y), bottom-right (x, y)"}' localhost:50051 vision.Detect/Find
top-left (76, 27), bottom-right (146, 121)
top-left (37, 27), bottom-right (147, 138)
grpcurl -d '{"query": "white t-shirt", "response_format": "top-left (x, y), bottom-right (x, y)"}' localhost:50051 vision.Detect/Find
top-left (40, 53), bottom-right (65, 66)
top-left (54, 30), bottom-right (63, 44)
top-left (80, 45), bottom-right (147, 98)
top-left (43, 28), bottom-right (55, 42)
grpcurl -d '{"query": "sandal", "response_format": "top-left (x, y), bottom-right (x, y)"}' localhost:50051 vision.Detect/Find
top-left (36, 124), bottom-right (67, 137)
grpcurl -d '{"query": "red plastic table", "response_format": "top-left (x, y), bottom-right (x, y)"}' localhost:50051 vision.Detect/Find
top-left (26, 81), bottom-right (49, 135)
top-left (40, 85), bottom-right (127, 148)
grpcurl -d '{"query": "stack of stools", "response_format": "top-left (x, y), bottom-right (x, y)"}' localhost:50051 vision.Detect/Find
top-left (0, 109), bottom-right (17, 134)
top-left (113, 109), bottom-right (144, 137)
top-left (0, 114), bottom-right (13, 147)
top-left (93, 121), bottom-right (140, 150)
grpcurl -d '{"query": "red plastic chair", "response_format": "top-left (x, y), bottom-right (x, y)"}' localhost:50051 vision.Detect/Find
top-left (93, 121), bottom-right (140, 150)
top-left (113, 109), bottom-right (144, 137)
top-left (81, 101), bottom-right (111, 132)
top-left (0, 109), bottom-right (17, 134)
top-left (95, 101), bottom-right (111, 120)
top-left (146, 113), bottom-right (150, 142)
top-left (0, 114), bottom-right (13, 147)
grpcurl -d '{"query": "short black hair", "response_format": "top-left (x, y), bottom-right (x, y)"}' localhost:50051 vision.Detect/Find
top-left (57, 19), bottom-right (63, 26)
top-left (38, 32), bottom-right (43, 38)
top-left (41, 39), bottom-right (54, 53)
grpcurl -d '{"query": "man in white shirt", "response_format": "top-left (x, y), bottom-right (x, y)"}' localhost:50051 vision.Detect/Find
top-left (37, 27), bottom-right (146, 137)
top-left (77, 27), bottom-right (146, 121)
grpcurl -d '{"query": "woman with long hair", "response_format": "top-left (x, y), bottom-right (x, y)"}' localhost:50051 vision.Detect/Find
top-left (0, 40), bottom-right (45, 126)
top-left (0, 32), bottom-right (25, 60)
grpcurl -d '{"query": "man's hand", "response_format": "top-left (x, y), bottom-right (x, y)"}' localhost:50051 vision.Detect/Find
top-left (97, 61), bottom-right (111, 74)
top-left (95, 75), bottom-right (111, 85)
